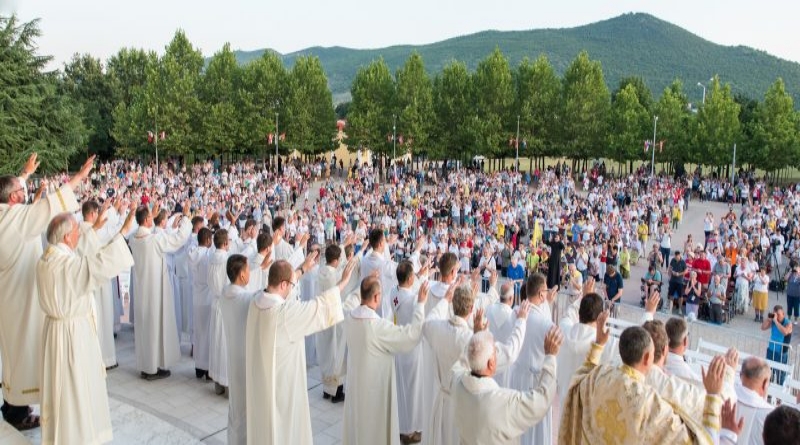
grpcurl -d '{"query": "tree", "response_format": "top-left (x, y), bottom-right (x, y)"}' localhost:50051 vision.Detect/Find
top-left (395, 52), bottom-right (434, 159)
top-left (199, 43), bottom-right (241, 156)
top-left (0, 15), bottom-right (87, 174)
top-left (285, 56), bottom-right (336, 157)
top-left (561, 51), bottom-right (611, 164)
top-left (515, 55), bottom-right (561, 161)
top-left (614, 76), bottom-right (653, 113)
top-left (112, 31), bottom-right (205, 159)
top-left (432, 61), bottom-right (473, 160)
top-left (348, 58), bottom-right (395, 156)
top-left (62, 54), bottom-right (117, 159)
top-left (654, 80), bottom-right (693, 170)
top-left (238, 51), bottom-right (289, 156)
top-left (609, 84), bottom-right (649, 172)
top-left (473, 48), bottom-right (514, 160)
top-left (751, 78), bottom-right (798, 173)
top-left (694, 76), bottom-right (740, 166)
top-left (108, 48), bottom-right (158, 156)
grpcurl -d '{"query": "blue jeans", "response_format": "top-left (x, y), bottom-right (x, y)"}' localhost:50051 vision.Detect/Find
top-left (659, 248), bottom-right (670, 267)
top-left (788, 295), bottom-right (800, 319)
top-left (767, 348), bottom-right (789, 385)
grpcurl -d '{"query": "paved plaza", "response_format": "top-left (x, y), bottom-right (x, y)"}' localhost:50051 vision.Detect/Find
top-left (15, 181), bottom-right (796, 445)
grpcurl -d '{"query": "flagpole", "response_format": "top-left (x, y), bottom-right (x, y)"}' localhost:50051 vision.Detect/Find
top-left (515, 115), bottom-right (520, 173)
top-left (392, 114), bottom-right (396, 180)
top-left (155, 112), bottom-right (159, 173)
top-left (275, 112), bottom-right (279, 172)
top-left (651, 115), bottom-right (658, 177)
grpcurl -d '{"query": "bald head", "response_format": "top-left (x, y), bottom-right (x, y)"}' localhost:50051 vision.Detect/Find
top-left (741, 357), bottom-right (770, 396)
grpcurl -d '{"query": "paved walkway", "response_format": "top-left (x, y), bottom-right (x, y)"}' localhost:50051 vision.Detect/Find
top-left (17, 181), bottom-right (793, 444)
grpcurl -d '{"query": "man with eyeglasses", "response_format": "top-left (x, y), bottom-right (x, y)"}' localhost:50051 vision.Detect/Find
top-left (246, 257), bottom-right (357, 445)
top-left (0, 153), bottom-right (95, 431)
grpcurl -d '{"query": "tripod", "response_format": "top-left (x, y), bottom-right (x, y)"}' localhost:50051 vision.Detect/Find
top-left (768, 246), bottom-right (785, 301)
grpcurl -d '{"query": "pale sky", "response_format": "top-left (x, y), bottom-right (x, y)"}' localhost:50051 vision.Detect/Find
top-left (3, 0), bottom-right (799, 69)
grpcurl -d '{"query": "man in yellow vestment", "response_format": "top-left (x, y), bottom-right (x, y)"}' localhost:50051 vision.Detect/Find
top-left (560, 311), bottom-right (741, 445)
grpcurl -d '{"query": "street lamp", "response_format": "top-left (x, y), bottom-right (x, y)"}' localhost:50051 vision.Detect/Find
top-left (274, 112), bottom-right (279, 168)
top-left (392, 114), bottom-right (396, 178)
top-left (697, 82), bottom-right (706, 105)
top-left (515, 115), bottom-right (520, 173)
top-left (650, 115), bottom-right (658, 177)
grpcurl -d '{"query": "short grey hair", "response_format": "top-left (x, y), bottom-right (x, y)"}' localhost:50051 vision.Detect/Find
top-left (500, 282), bottom-right (514, 302)
top-left (467, 331), bottom-right (495, 373)
top-left (452, 284), bottom-right (475, 317)
top-left (46, 213), bottom-right (76, 245)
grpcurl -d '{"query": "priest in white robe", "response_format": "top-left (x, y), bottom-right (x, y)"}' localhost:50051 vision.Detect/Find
top-left (76, 199), bottom-right (125, 369)
top-left (189, 227), bottom-right (213, 378)
top-left (245, 233), bottom-right (274, 293)
top-left (128, 201), bottom-right (192, 380)
top-left (390, 260), bottom-right (427, 442)
top-left (424, 284), bottom-right (529, 445)
top-left (271, 216), bottom-right (308, 268)
top-left (315, 242), bottom-right (351, 402)
top-left (508, 273), bottom-right (558, 445)
top-left (208, 229), bottom-right (233, 394)
top-left (245, 255), bottom-right (356, 445)
top-left (556, 293), bottom-right (604, 404)
top-left (486, 282), bottom-right (517, 387)
top-left (342, 276), bottom-right (431, 445)
top-left (36, 211), bottom-right (135, 445)
top-left (0, 153), bottom-right (91, 430)
top-left (453, 327), bottom-right (562, 445)
top-left (221, 254), bottom-right (269, 445)
top-left (359, 229), bottom-right (423, 319)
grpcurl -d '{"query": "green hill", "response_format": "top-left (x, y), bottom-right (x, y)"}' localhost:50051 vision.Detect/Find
top-left (232, 12), bottom-right (800, 105)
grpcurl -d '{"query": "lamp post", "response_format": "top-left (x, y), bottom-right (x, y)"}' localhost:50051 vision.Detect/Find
top-left (697, 82), bottom-right (706, 105)
top-left (392, 114), bottom-right (396, 178)
top-left (274, 112), bottom-right (279, 159)
top-left (515, 115), bottom-right (520, 173)
top-left (651, 115), bottom-right (658, 177)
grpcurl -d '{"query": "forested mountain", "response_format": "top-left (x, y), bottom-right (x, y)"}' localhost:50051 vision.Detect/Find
top-left (233, 12), bottom-right (800, 105)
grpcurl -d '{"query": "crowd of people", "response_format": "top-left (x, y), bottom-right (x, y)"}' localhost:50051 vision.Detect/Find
top-left (2, 151), bottom-right (800, 445)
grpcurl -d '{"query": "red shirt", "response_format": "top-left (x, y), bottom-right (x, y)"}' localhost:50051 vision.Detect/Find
top-left (693, 257), bottom-right (712, 285)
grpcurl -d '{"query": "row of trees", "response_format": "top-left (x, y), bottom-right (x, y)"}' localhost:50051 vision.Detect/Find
top-left (2, 15), bottom-right (799, 176)
top-left (348, 49), bottom-right (797, 176)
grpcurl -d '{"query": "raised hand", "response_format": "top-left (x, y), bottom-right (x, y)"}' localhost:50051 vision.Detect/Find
top-left (517, 300), bottom-right (531, 320)
top-left (445, 275), bottom-right (466, 303)
top-left (68, 155), bottom-right (96, 190)
top-left (120, 202), bottom-right (137, 236)
top-left (582, 276), bottom-right (596, 295)
top-left (21, 153), bottom-right (40, 178)
top-left (644, 291), bottom-right (661, 314)
top-left (473, 307), bottom-right (489, 333)
top-left (338, 257), bottom-right (358, 290)
top-left (701, 356), bottom-right (726, 395)
top-left (301, 250), bottom-right (319, 273)
top-left (724, 348), bottom-right (740, 371)
top-left (417, 280), bottom-right (430, 304)
top-left (543, 326), bottom-right (564, 356)
top-left (720, 399), bottom-right (744, 435)
top-left (595, 310), bottom-right (611, 346)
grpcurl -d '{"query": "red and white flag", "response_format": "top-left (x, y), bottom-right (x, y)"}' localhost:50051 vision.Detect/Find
top-left (267, 133), bottom-right (274, 144)
top-left (643, 140), bottom-right (650, 152)
top-left (147, 131), bottom-right (154, 144)
top-left (659, 140), bottom-right (664, 152)
top-left (398, 135), bottom-right (404, 145)
top-left (279, 133), bottom-right (286, 141)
